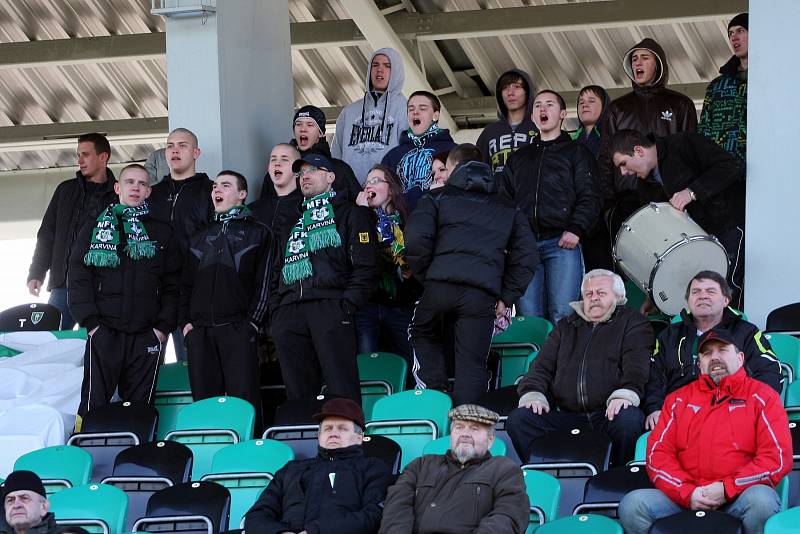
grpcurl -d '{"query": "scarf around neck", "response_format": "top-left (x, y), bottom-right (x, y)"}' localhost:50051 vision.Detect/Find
top-left (375, 207), bottom-right (406, 299)
top-left (282, 191), bottom-right (341, 284)
top-left (84, 203), bottom-right (154, 268)
top-left (407, 122), bottom-right (440, 147)
top-left (213, 204), bottom-right (251, 223)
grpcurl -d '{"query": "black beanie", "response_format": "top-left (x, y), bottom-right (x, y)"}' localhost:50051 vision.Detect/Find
top-left (293, 105), bottom-right (326, 136)
top-left (3, 470), bottom-right (46, 498)
top-left (728, 13), bottom-right (748, 31)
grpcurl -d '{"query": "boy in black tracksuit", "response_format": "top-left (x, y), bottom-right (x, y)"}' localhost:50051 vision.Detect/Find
top-left (249, 143), bottom-right (304, 243)
top-left (270, 154), bottom-right (378, 404)
top-left (405, 145), bottom-right (539, 405)
top-left (68, 164), bottom-right (182, 428)
top-left (181, 171), bottom-right (275, 431)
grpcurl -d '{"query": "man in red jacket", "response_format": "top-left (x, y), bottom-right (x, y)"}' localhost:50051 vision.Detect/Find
top-left (619, 327), bottom-right (791, 534)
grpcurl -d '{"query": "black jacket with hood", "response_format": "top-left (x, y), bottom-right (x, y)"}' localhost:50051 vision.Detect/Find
top-left (405, 161), bottom-right (538, 306)
top-left (149, 172), bottom-right (214, 252)
top-left (258, 138), bottom-right (362, 200)
top-left (644, 307), bottom-right (782, 415)
top-left (244, 444), bottom-right (392, 534)
top-left (271, 192), bottom-right (378, 313)
top-left (28, 170), bottom-right (118, 290)
top-left (476, 69), bottom-right (540, 174)
top-left (68, 212), bottom-right (182, 335)
top-left (517, 304), bottom-right (653, 414)
top-left (501, 132), bottom-right (602, 241)
top-left (600, 38), bottom-right (698, 203)
top-left (181, 210), bottom-right (275, 328)
top-left (571, 86), bottom-right (612, 159)
top-left (636, 132), bottom-right (745, 236)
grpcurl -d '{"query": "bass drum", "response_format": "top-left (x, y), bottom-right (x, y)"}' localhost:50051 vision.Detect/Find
top-left (613, 202), bottom-right (729, 316)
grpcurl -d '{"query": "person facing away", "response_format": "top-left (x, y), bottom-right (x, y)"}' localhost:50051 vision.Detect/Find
top-left (405, 143), bottom-right (538, 405)
top-left (476, 68), bottom-right (540, 175)
top-left (332, 48), bottom-right (408, 186)
top-left (27, 132), bottom-right (117, 330)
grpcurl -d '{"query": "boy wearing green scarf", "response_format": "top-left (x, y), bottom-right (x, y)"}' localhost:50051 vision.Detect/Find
top-left (270, 154), bottom-right (378, 405)
top-left (68, 164), bottom-right (182, 429)
top-left (181, 170), bottom-right (274, 433)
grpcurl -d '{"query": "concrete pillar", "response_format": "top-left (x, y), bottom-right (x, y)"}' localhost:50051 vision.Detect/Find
top-left (160, 0), bottom-right (293, 199)
top-left (746, 0), bottom-right (800, 327)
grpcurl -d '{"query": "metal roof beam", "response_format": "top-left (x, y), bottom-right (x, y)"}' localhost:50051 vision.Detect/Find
top-left (0, 118), bottom-right (168, 152)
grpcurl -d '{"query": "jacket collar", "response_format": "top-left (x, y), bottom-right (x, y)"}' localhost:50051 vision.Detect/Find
top-left (444, 450), bottom-right (492, 467)
top-left (680, 306), bottom-right (744, 329)
top-left (317, 443), bottom-right (364, 460)
top-left (568, 301), bottom-right (623, 324)
top-left (76, 168), bottom-right (116, 191)
top-left (699, 366), bottom-right (748, 395)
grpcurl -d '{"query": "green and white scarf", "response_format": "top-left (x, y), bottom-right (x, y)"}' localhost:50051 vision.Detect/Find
top-left (84, 203), bottom-right (155, 268)
top-left (282, 191), bottom-right (341, 284)
top-left (212, 205), bottom-right (251, 223)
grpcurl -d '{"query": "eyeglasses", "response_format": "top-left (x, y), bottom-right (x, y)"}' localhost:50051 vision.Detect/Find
top-left (365, 176), bottom-right (389, 186)
top-left (296, 165), bottom-right (325, 177)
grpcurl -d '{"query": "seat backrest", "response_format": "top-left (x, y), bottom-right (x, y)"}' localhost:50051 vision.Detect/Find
top-left (765, 502), bottom-right (800, 533)
top-left (767, 303), bottom-right (800, 334)
top-left (273, 395), bottom-right (341, 426)
top-left (173, 397), bottom-right (255, 440)
top-left (49, 483), bottom-right (128, 534)
top-left (785, 381), bottom-right (800, 420)
top-left (766, 333), bottom-right (800, 372)
top-left (110, 440), bottom-right (193, 485)
top-left (0, 302), bottom-right (62, 331)
top-left (649, 509), bottom-right (743, 534)
top-left (156, 362), bottom-right (191, 393)
top-left (522, 468), bottom-right (560, 528)
top-left (421, 435), bottom-right (507, 457)
top-left (14, 445), bottom-right (92, 494)
top-left (362, 435), bottom-right (402, 475)
top-left (155, 393), bottom-right (194, 440)
top-left (358, 352), bottom-right (408, 395)
top-left (81, 401), bottom-right (159, 443)
top-left (370, 389), bottom-right (453, 436)
top-left (630, 431), bottom-right (650, 466)
top-left (263, 425), bottom-right (320, 461)
top-left (574, 465), bottom-right (652, 517)
top-left (208, 439), bottom-right (294, 476)
top-left (526, 429), bottom-right (612, 473)
top-left (144, 481), bottom-right (231, 533)
top-left (492, 315), bottom-right (553, 349)
top-left (537, 513), bottom-right (622, 533)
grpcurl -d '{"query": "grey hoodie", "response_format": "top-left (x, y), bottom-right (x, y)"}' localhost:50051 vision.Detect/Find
top-left (331, 47), bottom-right (408, 185)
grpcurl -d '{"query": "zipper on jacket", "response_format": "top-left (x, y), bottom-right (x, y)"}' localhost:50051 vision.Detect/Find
top-left (577, 323), bottom-right (597, 413)
top-left (532, 146), bottom-right (546, 239)
top-left (169, 181), bottom-right (185, 223)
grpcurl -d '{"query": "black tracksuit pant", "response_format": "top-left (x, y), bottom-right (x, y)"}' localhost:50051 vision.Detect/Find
top-left (185, 321), bottom-right (263, 433)
top-left (410, 281), bottom-right (496, 406)
top-left (77, 326), bottom-right (164, 422)
top-left (270, 299), bottom-right (361, 404)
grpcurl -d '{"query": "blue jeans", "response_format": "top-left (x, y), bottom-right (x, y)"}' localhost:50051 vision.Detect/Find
top-left (619, 485), bottom-right (781, 534)
top-left (48, 286), bottom-right (75, 330)
top-left (516, 237), bottom-right (584, 324)
top-left (355, 302), bottom-right (413, 362)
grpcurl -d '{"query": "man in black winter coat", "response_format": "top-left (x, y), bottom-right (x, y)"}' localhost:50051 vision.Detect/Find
top-left (68, 164), bottom-right (182, 428)
top-left (249, 143), bottom-right (304, 243)
top-left (643, 270), bottom-right (781, 430)
top-left (244, 398), bottom-right (392, 534)
top-left (149, 127), bottom-right (213, 361)
top-left (507, 269), bottom-right (653, 466)
top-left (27, 133), bottom-right (117, 330)
top-left (406, 144), bottom-right (538, 405)
top-left (270, 154), bottom-right (378, 404)
top-left (611, 129), bottom-right (747, 308)
top-left (181, 170), bottom-right (275, 433)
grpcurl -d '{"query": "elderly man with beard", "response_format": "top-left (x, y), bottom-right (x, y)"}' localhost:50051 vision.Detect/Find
top-left (619, 328), bottom-right (791, 534)
top-left (379, 405), bottom-right (528, 534)
top-left (506, 269), bottom-right (653, 467)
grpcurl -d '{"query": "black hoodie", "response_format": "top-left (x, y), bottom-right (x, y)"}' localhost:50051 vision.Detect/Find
top-left (571, 86), bottom-right (612, 158)
top-left (600, 38), bottom-right (698, 201)
top-left (405, 161), bottom-right (538, 305)
top-left (149, 172), bottom-right (214, 252)
top-left (476, 69), bottom-right (540, 173)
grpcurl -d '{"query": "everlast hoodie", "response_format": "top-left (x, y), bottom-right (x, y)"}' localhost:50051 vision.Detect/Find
top-left (332, 47), bottom-right (408, 185)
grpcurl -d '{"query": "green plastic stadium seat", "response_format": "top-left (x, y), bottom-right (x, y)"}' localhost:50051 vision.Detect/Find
top-left (535, 513), bottom-right (622, 533)
top-left (764, 500), bottom-right (800, 533)
top-left (49, 483), bottom-right (128, 534)
top-left (422, 435), bottom-right (507, 457)
top-left (784, 381), bottom-right (800, 422)
top-left (629, 431), bottom-right (650, 467)
top-left (166, 396), bottom-right (255, 480)
top-left (366, 389), bottom-right (452, 469)
top-left (154, 362), bottom-right (193, 440)
top-left (523, 468), bottom-right (561, 533)
top-left (201, 439), bottom-right (294, 530)
top-left (14, 445), bottom-right (92, 495)
top-left (766, 333), bottom-right (800, 402)
top-left (358, 352), bottom-right (408, 421)
top-left (492, 316), bottom-right (553, 387)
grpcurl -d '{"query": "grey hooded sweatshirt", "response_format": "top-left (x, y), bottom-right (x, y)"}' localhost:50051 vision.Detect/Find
top-left (331, 47), bottom-right (408, 185)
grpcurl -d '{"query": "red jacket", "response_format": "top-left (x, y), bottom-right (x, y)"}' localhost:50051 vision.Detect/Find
top-left (646, 367), bottom-right (791, 508)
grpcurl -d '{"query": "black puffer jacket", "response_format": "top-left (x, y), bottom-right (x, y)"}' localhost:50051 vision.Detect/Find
top-left (28, 171), bottom-right (117, 290)
top-left (600, 38), bottom-right (698, 202)
top-left (517, 305), bottom-right (653, 413)
top-left (181, 211), bottom-right (275, 328)
top-left (636, 133), bottom-right (745, 235)
top-left (501, 132), bottom-right (601, 241)
top-left (149, 173), bottom-right (214, 251)
top-left (244, 445), bottom-right (392, 534)
top-left (405, 161), bottom-right (538, 306)
top-left (271, 193), bottom-right (378, 312)
top-left (68, 212), bottom-right (182, 335)
top-left (249, 187), bottom-right (303, 243)
top-left (644, 307), bottom-right (782, 415)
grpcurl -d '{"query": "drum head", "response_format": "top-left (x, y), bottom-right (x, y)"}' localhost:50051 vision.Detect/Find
top-left (650, 237), bottom-right (729, 316)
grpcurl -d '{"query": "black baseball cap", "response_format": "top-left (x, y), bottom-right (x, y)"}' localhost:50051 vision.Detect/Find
top-left (697, 327), bottom-right (739, 353)
top-left (292, 153), bottom-right (335, 173)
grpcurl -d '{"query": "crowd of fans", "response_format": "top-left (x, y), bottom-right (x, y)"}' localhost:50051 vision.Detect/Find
top-left (9, 12), bottom-right (787, 534)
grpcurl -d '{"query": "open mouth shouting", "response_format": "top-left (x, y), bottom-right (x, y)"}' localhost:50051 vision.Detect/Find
top-left (213, 193), bottom-right (224, 207)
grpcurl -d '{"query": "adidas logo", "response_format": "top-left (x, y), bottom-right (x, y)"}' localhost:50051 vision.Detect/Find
top-left (660, 110), bottom-right (673, 122)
